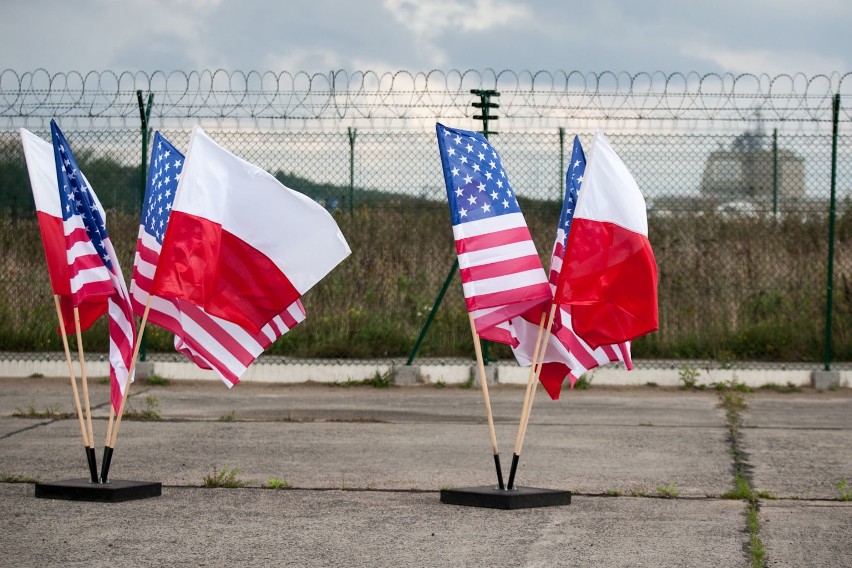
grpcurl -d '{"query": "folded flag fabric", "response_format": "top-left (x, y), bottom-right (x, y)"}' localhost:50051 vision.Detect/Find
top-left (20, 128), bottom-right (107, 334)
top-left (130, 132), bottom-right (306, 387)
top-left (49, 120), bottom-right (136, 413)
top-left (150, 125), bottom-right (350, 336)
top-left (435, 122), bottom-right (551, 346)
top-left (554, 132), bottom-right (658, 348)
top-left (512, 135), bottom-right (633, 400)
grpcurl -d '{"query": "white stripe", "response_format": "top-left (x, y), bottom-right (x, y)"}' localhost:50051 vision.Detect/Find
top-left (108, 299), bottom-right (135, 344)
top-left (178, 315), bottom-right (249, 377)
top-left (452, 212), bottom-right (526, 239)
top-left (69, 266), bottom-right (111, 294)
top-left (66, 239), bottom-right (101, 261)
top-left (457, 240), bottom-right (541, 269)
top-left (462, 268), bottom-right (549, 298)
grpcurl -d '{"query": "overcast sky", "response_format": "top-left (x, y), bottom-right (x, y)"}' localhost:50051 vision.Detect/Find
top-left (2, 0), bottom-right (850, 77)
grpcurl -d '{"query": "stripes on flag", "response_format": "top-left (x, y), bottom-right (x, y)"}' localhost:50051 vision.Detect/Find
top-left (129, 132), bottom-right (305, 387)
top-left (51, 120), bottom-right (136, 413)
top-left (436, 123), bottom-right (552, 346)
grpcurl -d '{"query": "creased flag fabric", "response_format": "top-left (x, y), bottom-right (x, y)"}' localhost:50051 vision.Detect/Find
top-left (436, 123), bottom-right (551, 346)
top-left (50, 121), bottom-right (136, 413)
top-left (150, 125), bottom-right (350, 336)
top-left (130, 132), bottom-right (306, 387)
top-left (512, 135), bottom-right (633, 400)
top-left (20, 128), bottom-right (107, 333)
top-left (554, 132), bottom-right (658, 348)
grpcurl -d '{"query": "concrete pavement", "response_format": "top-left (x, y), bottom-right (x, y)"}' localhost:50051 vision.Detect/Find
top-left (1, 375), bottom-right (850, 567)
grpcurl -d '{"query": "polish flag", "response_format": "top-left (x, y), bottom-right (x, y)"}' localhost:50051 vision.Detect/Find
top-left (150, 125), bottom-right (351, 334)
top-left (20, 128), bottom-right (107, 333)
top-left (554, 132), bottom-right (658, 348)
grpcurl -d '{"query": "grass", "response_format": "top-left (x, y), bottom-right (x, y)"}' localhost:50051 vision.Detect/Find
top-left (758, 382), bottom-right (802, 394)
top-left (334, 370), bottom-right (392, 388)
top-left (266, 477), bottom-right (290, 490)
top-left (434, 380), bottom-right (446, 388)
top-left (836, 479), bottom-right (852, 501)
top-left (721, 474), bottom-right (753, 500)
top-left (12, 402), bottom-right (72, 419)
top-left (144, 374), bottom-right (170, 386)
top-left (203, 466), bottom-right (248, 488)
top-left (573, 375), bottom-right (592, 390)
top-left (219, 410), bottom-right (236, 422)
top-left (678, 365), bottom-right (701, 389)
top-left (123, 396), bottom-right (162, 421)
top-left (1, 209), bottom-right (849, 363)
top-left (747, 504), bottom-right (766, 567)
top-left (0, 471), bottom-right (41, 484)
top-left (604, 489), bottom-right (623, 496)
top-left (656, 481), bottom-right (679, 498)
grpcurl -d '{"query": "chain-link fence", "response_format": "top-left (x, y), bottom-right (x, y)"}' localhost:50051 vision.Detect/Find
top-left (1, 70), bottom-right (849, 369)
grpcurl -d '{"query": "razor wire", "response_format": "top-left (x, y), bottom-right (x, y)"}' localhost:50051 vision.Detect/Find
top-left (2, 69), bottom-right (851, 131)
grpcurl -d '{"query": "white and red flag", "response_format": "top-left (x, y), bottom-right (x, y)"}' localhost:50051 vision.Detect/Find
top-left (554, 131), bottom-right (658, 349)
top-left (47, 121), bottom-right (136, 413)
top-left (130, 132), bottom-right (307, 387)
top-left (435, 123), bottom-right (552, 346)
top-left (511, 135), bottom-right (633, 399)
top-left (20, 128), bottom-right (107, 334)
top-left (150, 126), bottom-right (350, 337)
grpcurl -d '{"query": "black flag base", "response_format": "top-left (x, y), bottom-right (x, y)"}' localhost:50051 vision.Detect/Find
top-left (35, 479), bottom-right (162, 503)
top-left (440, 486), bottom-right (571, 510)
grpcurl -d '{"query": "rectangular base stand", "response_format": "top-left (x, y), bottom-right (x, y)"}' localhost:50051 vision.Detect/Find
top-left (440, 485), bottom-right (571, 510)
top-left (35, 478), bottom-right (162, 502)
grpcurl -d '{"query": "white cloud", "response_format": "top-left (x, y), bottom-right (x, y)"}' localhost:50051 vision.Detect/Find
top-left (683, 44), bottom-right (846, 76)
top-left (383, 0), bottom-right (532, 37)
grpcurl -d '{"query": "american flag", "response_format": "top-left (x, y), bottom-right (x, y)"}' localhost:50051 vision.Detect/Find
top-left (514, 135), bottom-right (632, 399)
top-left (436, 123), bottom-right (551, 346)
top-left (50, 120), bottom-right (136, 413)
top-left (130, 132), bottom-right (305, 387)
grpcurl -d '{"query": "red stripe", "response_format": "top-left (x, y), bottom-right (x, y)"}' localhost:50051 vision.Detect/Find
top-left (176, 300), bottom-right (257, 368)
top-left (464, 282), bottom-right (551, 311)
top-left (455, 226), bottom-right (533, 254)
top-left (174, 334), bottom-right (241, 386)
top-left (68, 253), bottom-right (107, 279)
top-left (477, 324), bottom-right (516, 346)
top-left (459, 254), bottom-right (544, 283)
top-left (551, 321), bottom-right (599, 369)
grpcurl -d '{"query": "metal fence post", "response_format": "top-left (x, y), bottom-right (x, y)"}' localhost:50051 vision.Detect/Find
top-left (559, 127), bottom-right (565, 201)
top-left (348, 127), bottom-right (356, 217)
top-left (823, 93), bottom-right (840, 371)
top-left (772, 128), bottom-right (778, 217)
top-left (136, 90), bottom-right (153, 362)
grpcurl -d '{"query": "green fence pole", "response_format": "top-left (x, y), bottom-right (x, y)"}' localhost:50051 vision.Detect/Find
top-left (823, 93), bottom-right (840, 371)
top-left (772, 128), bottom-right (778, 217)
top-left (137, 90), bottom-right (153, 362)
top-left (559, 127), bottom-right (565, 201)
top-left (406, 260), bottom-right (458, 365)
top-left (348, 127), bottom-right (356, 217)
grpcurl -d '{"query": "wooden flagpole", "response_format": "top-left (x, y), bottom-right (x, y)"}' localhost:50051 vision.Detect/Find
top-left (468, 313), bottom-right (505, 490)
top-left (101, 299), bottom-right (151, 482)
top-left (53, 296), bottom-right (96, 481)
top-left (507, 303), bottom-right (559, 490)
top-left (72, 307), bottom-right (99, 482)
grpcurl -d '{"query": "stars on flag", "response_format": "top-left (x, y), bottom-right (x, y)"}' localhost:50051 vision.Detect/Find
top-left (144, 139), bottom-right (184, 244)
top-left (439, 125), bottom-right (519, 224)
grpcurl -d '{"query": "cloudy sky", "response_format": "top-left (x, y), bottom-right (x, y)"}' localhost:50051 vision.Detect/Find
top-left (2, 0), bottom-right (849, 76)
